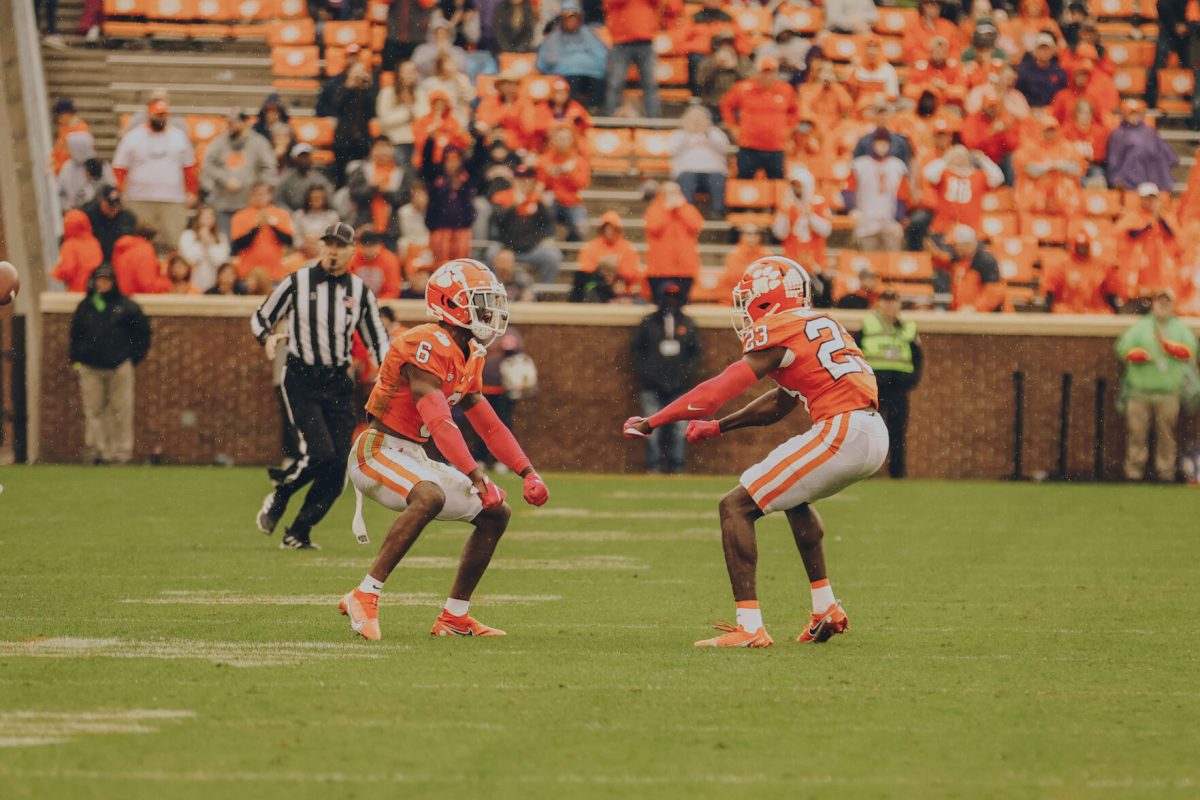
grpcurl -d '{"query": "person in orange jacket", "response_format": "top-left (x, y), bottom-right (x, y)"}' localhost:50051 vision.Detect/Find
top-left (473, 71), bottom-right (528, 152)
top-left (50, 98), bottom-right (90, 175)
top-left (520, 78), bottom-right (593, 155)
top-left (644, 181), bottom-right (704, 303)
top-left (537, 125), bottom-right (592, 241)
top-left (1042, 231), bottom-right (1114, 314)
top-left (1049, 59), bottom-right (1116, 125)
top-left (772, 165), bottom-right (833, 271)
top-left (720, 56), bottom-right (798, 179)
top-left (796, 63), bottom-right (855, 135)
top-left (904, 37), bottom-right (968, 109)
top-left (112, 224), bottom-right (170, 295)
top-left (939, 224), bottom-right (1007, 312)
top-left (903, 0), bottom-right (964, 63)
top-left (1013, 116), bottom-right (1084, 219)
top-left (603, 0), bottom-right (680, 117)
top-left (53, 209), bottom-right (105, 292)
top-left (230, 183), bottom-right (296, 282)
top-left (1111, 183), bottom-right (1185, 307)
top-left (412, 90), bottom-right (470, 169)
top-left (712, 224), bottom-right (772, 304)
top-left (348, 225), bottom-right (403, 300)
top-left (575, 210), bottom-right (645, 299)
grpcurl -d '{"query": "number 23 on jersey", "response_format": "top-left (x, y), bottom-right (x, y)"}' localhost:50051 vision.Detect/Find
top-left (746, 317), bottom-right (873, 380)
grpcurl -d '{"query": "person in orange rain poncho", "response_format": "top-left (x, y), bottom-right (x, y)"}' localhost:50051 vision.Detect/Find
top-left (1013, 116), bottom-right (1084, 218)
top-left (1042, 231), bottom-right (1115, 314)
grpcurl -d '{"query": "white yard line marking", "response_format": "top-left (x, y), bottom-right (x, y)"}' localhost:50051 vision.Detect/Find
top-left (0, 637), bottom-right (404, 667)
top-left (304, 555), bottom-right (649, 570)
top-left (523, 507), bottom-right (717, 520)
top-left (118, 591), bottom-right (560, 606)
top-left (606, 491), bottom-right (725, 501)
top-left (0, 710), bottom-right (193, 749)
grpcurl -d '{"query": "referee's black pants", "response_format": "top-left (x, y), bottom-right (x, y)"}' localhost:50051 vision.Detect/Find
top-left (877, 382), bottom-right (911, 479)
top-left (275, 359), bottom-right (357, 538)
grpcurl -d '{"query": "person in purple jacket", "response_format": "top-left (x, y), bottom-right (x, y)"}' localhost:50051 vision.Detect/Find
top-left (1015, 33), bottom-right (1067, 108)
top-left (1105, 98), bottom-right (1180, 192)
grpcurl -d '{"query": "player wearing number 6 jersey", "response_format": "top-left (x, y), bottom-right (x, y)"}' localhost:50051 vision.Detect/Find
top-left (623, 256), bottom-right (888, 648)
top-left (340, 258), bottom-right (550, 641)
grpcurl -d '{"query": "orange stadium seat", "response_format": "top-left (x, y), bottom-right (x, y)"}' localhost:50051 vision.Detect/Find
top-left (724, 179), bottom-right (785, 210)
top-left (654, 57), bottom-right (688, 86)
top-left (324, 20), bottom-right (371, 48)
top-left (1106, 41), bottom-right (1155, 68)
top-left (1156, 69), bottom-right (1194, 115)
top-left (366, 1), bottom-right (389, 23)
top-left (229, 22), bottom-right (271, 38)
top-left (231, 0), bottom-right (276, 18)
top-left (776, 6), bottom-right (823, 34)
top-left (837, 250), bottom-right (889, 277)
top-left (588, 128), bottom-right (633, 171)
top-left (982, 188), bottom-right (1016, 214)
top-left (824, 34), bottom-right (863, 63)
top-left (144, 21), bottom-right (194, 36)
top-left (653, 31), bottom-right (685, 57)
top-left (103, 20), bottom-right (150, 35)
top-left (272, 45), bottom-right (319, 78)
top-left (145, 0), bottom-right (196, 20)
top-left (1068, 216), bottom-right (1117, 242)
top-left (193, 0), bottom-right (232, 19)
top-left (980, 213), bottom-right (1019, 240)
top-left (885, 252), bottom-right (934, 282)
top-left (732, 6), bottom-right (772, 36)
top-left (1095, 0), bottom-right (1137, 17)
top-left (633, 129), bottom-right (673, 174)
top-left (103, 0), bottom-right (145, 16)
top-left (875, 7), bottom-right (917, 34)
top-left (291, 117), bottom-right (337, 147)
top-left (1006, 285), bottom-right (1038, 306)
top-left (277, 0), bottom-right (306, 17)
top-left (524, 75), bottom-right (553, 101)
top-left (498, 52), bottom-right (538, 78)
top-left (1112, 68), bottom-right (1147, 96)
top-left (881, 37), bottom-right (905, 64)
top-left (994, 236), bottom-right (1038, 283)
top-left (1141, 0), bottom-right (1159, 18)
top-left (1082, 189), bottom-right (1122, 218)
top-left (269, 18), bottom-right (315, 46)
top-left (1022, 215), bottom-right (1068, 243)
top-left (185, 115), bottom-right (228, 143)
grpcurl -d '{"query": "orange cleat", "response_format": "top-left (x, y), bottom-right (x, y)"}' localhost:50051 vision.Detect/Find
top-left (693, 622), bottom-right (774, 648)
top-left (339, 589), bottom-right (381, 641)
top-left (430, 610), bottom-right (506, 637)
top-left (797, 602), bottom-right (849, 644)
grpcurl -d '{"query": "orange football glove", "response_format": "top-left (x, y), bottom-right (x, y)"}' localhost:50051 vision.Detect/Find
top-left (1160, 340), bottom-right (1193, 360)
top-left (686, 419), bottom-right (721, 444)
top-left (477, 476), bottom-right (506, 511)
top-left (522, 472), bottom-right (549, 507)
top-left (1125, 347), bottom-right (1152, 364)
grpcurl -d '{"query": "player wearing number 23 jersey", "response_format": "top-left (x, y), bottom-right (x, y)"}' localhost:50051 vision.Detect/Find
top-left (623, 256), bottom-right (889, 649)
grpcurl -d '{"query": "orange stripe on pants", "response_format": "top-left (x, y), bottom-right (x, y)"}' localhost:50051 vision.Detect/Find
top-left (368, 430), bottom-right (422, 487)
top-left (747, 419), bottom-right (831, 498)
top-left (356, 430), bottom-right (414, 498)
top-left (759, 414), bottom-right (850, 509)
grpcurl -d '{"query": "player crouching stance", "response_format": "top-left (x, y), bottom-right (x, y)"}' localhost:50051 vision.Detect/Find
top-left (624, 257), bottom-right (888, 647)
top-left (340, 259), bottom-right (549, 641)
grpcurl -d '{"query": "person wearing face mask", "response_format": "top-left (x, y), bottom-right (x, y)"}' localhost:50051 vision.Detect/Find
top-left (844, 128), bottom-right (910, 252)
top-left (111, 98), bottom-right (198, 251)
top-left (250, 222), bottom-right (391, 550)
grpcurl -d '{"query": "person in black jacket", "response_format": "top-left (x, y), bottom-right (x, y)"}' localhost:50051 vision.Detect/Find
top-left (69, 264), bottom-right (152, 464)
top-left (630, 283), bottom-right (702, 473)
top-left (1145, 0), bottom-right (1200, 127)
top-left (83, 185), bottom-right (138, 262)
top-left (316, 56), bottom-right (378, 187)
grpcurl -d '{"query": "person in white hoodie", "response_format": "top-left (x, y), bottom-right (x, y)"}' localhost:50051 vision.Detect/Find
top-left (57, 130), bottom-right (115, 210)
top-left (177, 205), bottom-right (231, 292)
top-left (668, 105), bottom-right (732, 218)
top-left (376, 61), bottom-right (421, 166)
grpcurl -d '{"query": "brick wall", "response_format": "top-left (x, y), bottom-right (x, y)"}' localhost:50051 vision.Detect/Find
top-left (37, 304), bottom-right (1198, 479)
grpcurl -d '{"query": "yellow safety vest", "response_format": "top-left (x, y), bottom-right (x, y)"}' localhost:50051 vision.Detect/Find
top-left (860, 313), bottom-right (916, 374)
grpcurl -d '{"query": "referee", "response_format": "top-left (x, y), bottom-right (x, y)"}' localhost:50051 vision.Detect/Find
top-left (250, 222), bottom-right (390, 549)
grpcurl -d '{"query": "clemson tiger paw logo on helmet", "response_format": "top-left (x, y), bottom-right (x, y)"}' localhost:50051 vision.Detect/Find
top-left (748, 266), bottom-right (783, 296)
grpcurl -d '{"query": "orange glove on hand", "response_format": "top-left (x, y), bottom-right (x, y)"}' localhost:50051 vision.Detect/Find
top-left (522, 472), bottom-right (549, 506)
top-left (623, 416), bottom-right (650, 438)
top-left (477, 476), bottom-right (506, 510)
top-left (1125, 347), bottom-right (1152, 364)
top-left (686, 419), bottom-right (721, 444)
top-left (1160, 340), bottom-right (1193, 360)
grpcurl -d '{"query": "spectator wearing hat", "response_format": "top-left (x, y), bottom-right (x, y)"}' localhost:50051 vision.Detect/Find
top-left (201, 110), bottom-right (279, 240)
top-left (669, 105), bottom-right (731, 219)
top-left (413, 17), bottom-right (472, 79)
top-left (1013, 116), bottom-right (1083, 219)
top-left (349, 136), bottom-right (412, 251)
top-left (1042, 231), bottom-right (1115, 314)
top-left (120, 89), bottom-right (189, 136)
top-left (854, 289), bottom-right (922, 478)
top-left (644, 181), bottom-right (705, 304)
top-left (316, 55), bottom-right (377, 187)
top-left (537, 125), bottom-right (591, 241)
top-left (83, 185), bottom-right (138, 263)
top-left (416, 52), bottom-right (476, 124)
top-left (57, 128), bottom-right (115, 211)
top-left (938, 224), bottom-right (1005, 312)
top-left (1015, 33), bottom-right (1068, 107)
top-left (521, 78), bottom-right (593, 154)
top-left (1050, 58), bottom-right (1114, 124)
top-left (493, 0), bottom-right (538, 53)
top-left (376, 61), bottom-right (421, 166)
top-left (720, 56), bottom-right (798, 180)
top-left (961, 18), bottom-right (1007, 64)
top-left (774, 165), bottom-right (833, 271)
top-left (112, 98), bottom-right (198, 251)
top-left (845, 128), bottom-right (911, 252)
top-left (474, 71), bottom-right (529, 151)
top-left (536, 1), bottom-right (609, 109)
top-left (846, 37), bottom-right (901, 103)
top-left (1115, 288), bottom-right (1198, 482)
top-left (275, 143), bottom-right (335, 213)
top-left (904, 0), bottom-right (964, 63)
top-left (602, 0), bottom-right (662, 118)
top-left (412, 90), bottom-right (471, 170)
top-left (960, 88), bottom-right (1021, 183)
top-left (52, 209), bottom-right (106, 293)
top-left (112, 223), bottom-right (170, 295)
top-left (695, 32), bottom-right (753, 116)
top-left (923, 145), bottom-right (1005, 249)
top-left (1112, 183), bottom-right (1184, 307)
top-left (1005, 0), bottom-right (1062, 60)
top-left (491, 165), bottom-right (563, 284)
top-left (348, 226), bottom-right (403, 299)
top-left (825, 0), bottom-right (878, 34)
top-left (576, 210), bottom-right (643, 299)
top-left (50, 98), bottom-right (91, 175)
top-left (177, 206), bottom-right (231, 292)
top-left (231, 182), bottom-right (296, 282)
top-left (1063, 100), bottom-right (1111, 185)
top-left (1106, 99), bottom-right (1179, 192)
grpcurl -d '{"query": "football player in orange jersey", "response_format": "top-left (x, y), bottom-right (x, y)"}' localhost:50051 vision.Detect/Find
top-left (624, 256), bottom-right (888, 648)
top-left (339, 259), bottom-right (550, 641)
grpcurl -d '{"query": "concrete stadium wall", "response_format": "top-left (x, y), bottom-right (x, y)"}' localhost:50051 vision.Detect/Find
top-left (37, 295), bottom-right (1200, 480)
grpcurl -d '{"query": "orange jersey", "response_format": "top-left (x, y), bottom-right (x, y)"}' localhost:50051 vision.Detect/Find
top-left (365, 323), bottom-right (485, 442)
top-left (741, 309), bottom-right (878, 424)
top-left (929, 168), bottom-right (992, 235)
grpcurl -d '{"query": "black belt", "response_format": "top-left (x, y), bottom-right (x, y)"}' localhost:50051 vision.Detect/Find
top-left (286, 355), bottom-right (348, 377)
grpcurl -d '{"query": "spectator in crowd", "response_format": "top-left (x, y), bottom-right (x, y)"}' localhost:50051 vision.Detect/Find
top-left (1015, 33), bottom-right (1067, 108)
top-left (376, 61), bottom-right (421, 165)
top-left (83, 185), bottom-right (138, 262)
top-left (69, 265), bottom-right (152, 465)
top-left (721, 56), bottom-right (798, 180)
top-left (644, 181), bottom-right (704, 304)
top-left (205, 261), bottom-right (247, 296)
top-left (1013, 117), bottom-right (1083, 218)
top-left (201, 110), bottom-right (278, 239)
top-left (904, 0), bottom-right (963, 63)
top-left (316, 57), bottom-right (377, 186)
top-left (493, 248), bottom-right (537, 302)
top-left (905, 36), bottom-right (966, 108)
top-left (836, 269), bottom-right (881, 309)
top-left (855, 289), bottom-right (922, 478)
top-left (1005, 0), bottom-right (1061, 60)
top-left (413, 90), bottom-right (471, 169)
top-left (709, 224), bottom-right (770, 303)
top-left (521, 77), bottom-right (593, 153)
top-left (472, 133), bottom-right (522, 237)
top-left (825, 0), bottom-right (877, 34)
top-left (492, 164), bottom-right (562, 283)
top-left (845, 128), bottom-right (911, 252)
top-left (1115, 288), bottom-right (1197, 482)
top-left (569, 258), bottom-right (621, 303)
top-left (112, 224), bottom-right (170, 295)
top-left (774, 165), bottom-right (833, 273)
top-left (52, 209), bottom-right (105, 293)
top-left (231, 183), bottom-right (295, 281)
top-left (1113, 183), bottom-right (1184, 308)
top-left (57, 129), bottom-right (114, 211)
top-left (576, 210), bottom-right (643, 298)
top-left (275, 143), bottom-right (335, 213)
top-left (961, 18), bottom-right (1006, 65)
top-left (165, 254), bottom-right (201, 295)
top-left (349, 136), bottom-right (411, 251)
top-left (474, 72), bottom-right (527, 151)
top-left (439, 0), bottom-right (483, 51)
top-left (417, 53), bottom-right (477, 124)
top-left (682, 0), bottom-right (747, 93)
top-left (291, 184), bottom-right (342, 244)
top-left (177, 206), bottom-right (231, 292)
top-left (252, 94), bottom-right (290, 142)
top-left (348, 225), bottom-right (403, 299)
top-left (669, 105), bottom-right (731, 219)
top-left (1144, 0), bottom-right (1197, 118)
top-left (112, 98), bottom-right (197, 250)
top-left (537, 125), bottom-right (591, 241)
top-left (51, 98), bottom-right (89, 175)
top-left (696, 31), bottom-right (753, 116)
top-left (413, 17), bottom-right (472, 79)
top-left (536, 0), bottom-right (609, 109)
top-left (603, 0), bottom-right (661, 118)
top-left (493, 0), bottom-right (538, 52)
top-left (1063, 99), bottom-right (1110, 185)
top-left (382, 0), bottom-right (436, 71)
top-left (940, 224), bottom-right (1005, 312)
top-left (852, 98), bottom-right (914, 167)
top-left (1106, 99), bottom-right (1179, 192)
top-left (1050, 58), bottom-right (1110, 124)
top-left (630, 283), bottom-right (702, 474)
top-left (1042, 231), bottom-right (1113, 314)
top-left (923, 145), bottom-right (1005, 254)
top-left (120, 89), bottom-right (189, 136)
top-left (37, 0), bottom-right (67, 49)
top-left (846, 36), bottom-right (900, 103)
top-left (398, 182), bottom-right (432, 260)
top-left (797, 62), bottom-right (854, 133)
top-left (421, 137), bottom-right (481, 264)
top-left (960, 88), bottom-right (1021, 184)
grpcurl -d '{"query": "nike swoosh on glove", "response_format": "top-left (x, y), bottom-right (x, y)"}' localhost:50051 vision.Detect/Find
top-left (523, 472), bottom-right (549, 506)
top-left (623, 416), bottom-right (650, 438)
top-left (686, 419), bottom-right (721, 444)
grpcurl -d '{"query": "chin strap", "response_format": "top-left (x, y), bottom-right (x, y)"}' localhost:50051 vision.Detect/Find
top-left (416, 392), bottom-right (479, 475)
top-left (647, 360), bottom-right (759, 429)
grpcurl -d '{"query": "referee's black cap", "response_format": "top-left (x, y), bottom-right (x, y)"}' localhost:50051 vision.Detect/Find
top-left (321, 222), bottom-right (355, 246)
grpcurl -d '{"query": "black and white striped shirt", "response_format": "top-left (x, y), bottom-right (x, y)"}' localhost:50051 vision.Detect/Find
top-left (251, 263), bottom-right (390, 369)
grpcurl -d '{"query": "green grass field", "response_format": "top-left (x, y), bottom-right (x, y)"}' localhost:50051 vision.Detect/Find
top-left (0, 466), bottom-right (1197, 799)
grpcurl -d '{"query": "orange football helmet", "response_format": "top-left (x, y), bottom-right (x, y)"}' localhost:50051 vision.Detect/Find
top-left (731, 255), bottom-right (812, 337)
top-left (426, 258), bottom-right (510, 346)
